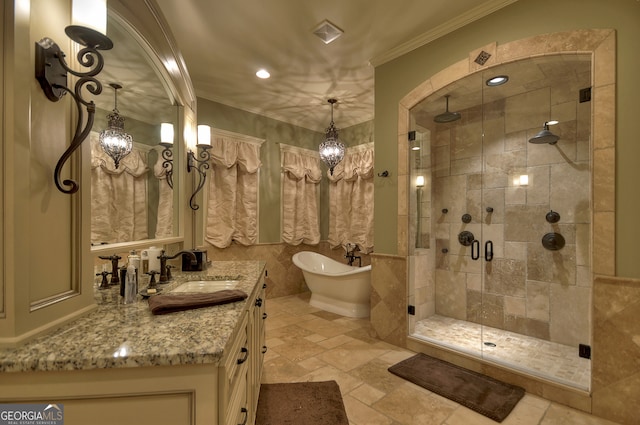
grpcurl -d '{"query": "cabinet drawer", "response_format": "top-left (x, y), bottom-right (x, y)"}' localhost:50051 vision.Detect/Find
top-left (220, 312), bottom-right (249, 407)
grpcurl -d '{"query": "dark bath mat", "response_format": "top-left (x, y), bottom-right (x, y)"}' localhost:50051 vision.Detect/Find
top-left (388, 353), bottom-right (525, 422)
top-left (256, 380), bottom-right (349, 425)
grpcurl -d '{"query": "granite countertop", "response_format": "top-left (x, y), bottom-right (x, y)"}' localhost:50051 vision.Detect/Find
top-left (0, 260), bottom-right (266, 373)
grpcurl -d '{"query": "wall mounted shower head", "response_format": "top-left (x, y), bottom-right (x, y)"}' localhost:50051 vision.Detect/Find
top-left (529, 121), bottom-right (559, 144)
top-left (434, 95), bottom-right (461, 123)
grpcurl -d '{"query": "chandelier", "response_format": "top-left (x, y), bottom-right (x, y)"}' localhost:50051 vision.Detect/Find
top-left (319, 98), bottom-right (345, 175)
top-left (99, 83), bottom-right (133, 168)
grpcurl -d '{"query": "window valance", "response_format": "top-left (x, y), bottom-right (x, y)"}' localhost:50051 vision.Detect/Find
top-left (210, 136), bottom-right (262, 173)
top-left (326, 143), bottom-right (374, 182)
top-left (280, 145), bottom-right (322, 183)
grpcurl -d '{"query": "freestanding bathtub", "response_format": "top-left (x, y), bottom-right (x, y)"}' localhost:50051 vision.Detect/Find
top-left (292, 251), bottom-right (372, 318)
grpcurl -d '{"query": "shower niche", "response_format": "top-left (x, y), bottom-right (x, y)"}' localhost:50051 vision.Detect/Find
top-left (407, 53), bottom-right (592, 391)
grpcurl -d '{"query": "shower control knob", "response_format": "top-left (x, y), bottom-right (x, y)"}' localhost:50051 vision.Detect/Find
top-left (441, 248), bottom-right (449, 254)
top-left (546, 210), bottom-right (561, 223)
top-left (542, 232), bottom-right (565, 251)
top-left (486, 207), bottom-right (494, 213)
top-left (462, 214), bottom-right (472, 223)
top-left (458, 231), bottom-right (475, 247)
top-left (442, 208), bottom-right (448, 214)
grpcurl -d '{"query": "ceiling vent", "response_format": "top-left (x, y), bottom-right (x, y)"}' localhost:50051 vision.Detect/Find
top-left (313, 20), bottom-right (343, 44)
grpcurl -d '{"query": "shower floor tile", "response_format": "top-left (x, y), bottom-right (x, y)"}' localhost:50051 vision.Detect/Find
top-left (413, 315), bottom-right (591, 390)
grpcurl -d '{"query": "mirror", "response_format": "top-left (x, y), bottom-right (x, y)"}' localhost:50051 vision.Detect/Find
top-left (90, 10), bottom-right (180, 248)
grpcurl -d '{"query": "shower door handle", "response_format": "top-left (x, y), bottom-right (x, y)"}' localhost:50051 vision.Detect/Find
top-left (485, 240), bottom-right (494, 262)
top-left (471, 240), bottom-right (480, 260)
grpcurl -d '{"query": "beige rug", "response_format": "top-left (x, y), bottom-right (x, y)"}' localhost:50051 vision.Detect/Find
top-left (389, 353), bottom-right (525, 422)
top-left (255, 380), bottom-right (349, 425)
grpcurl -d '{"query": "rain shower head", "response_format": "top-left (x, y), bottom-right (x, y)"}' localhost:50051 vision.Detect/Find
top-left (529, 122), bottom-right (559, 145)
top-left (434, 95), bottom-right (461, 123)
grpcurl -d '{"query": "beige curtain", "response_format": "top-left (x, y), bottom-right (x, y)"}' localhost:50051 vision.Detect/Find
top-left (153, 146), bottom-right (173, 239)
top-left (205, 136), bottom-right (262, 248)
top-left (327, 143), bottom-right (374, 253)
top-left (281, 145), bottom-right (322, 245)
top-left (90, 133), bottom-right (149, 244)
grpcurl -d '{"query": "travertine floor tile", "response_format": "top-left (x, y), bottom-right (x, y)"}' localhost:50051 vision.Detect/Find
top-left (373, 383), bottom-right (458, 424)
top-left (541, 404), bottom-right (620, 425)
top-left (343, 395), bottom-right (394, 425)
top-left (349, 382), bottom-right (386, 405)
top-left (300, 365), bottom-right (363, 393)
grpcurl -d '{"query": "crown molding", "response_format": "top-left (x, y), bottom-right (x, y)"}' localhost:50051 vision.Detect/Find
top-left (370, 0), bottom-right (519, 67)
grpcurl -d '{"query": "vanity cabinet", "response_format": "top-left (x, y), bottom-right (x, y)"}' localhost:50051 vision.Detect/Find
top-left (0, 261), bottom-right (267, 425)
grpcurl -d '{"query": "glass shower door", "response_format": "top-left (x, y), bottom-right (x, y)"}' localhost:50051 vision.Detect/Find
top-left (477, 58), bottom-right (593, 390)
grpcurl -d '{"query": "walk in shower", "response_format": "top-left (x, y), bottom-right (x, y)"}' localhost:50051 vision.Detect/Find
top-left (407, 53), bottom-right (592, 391)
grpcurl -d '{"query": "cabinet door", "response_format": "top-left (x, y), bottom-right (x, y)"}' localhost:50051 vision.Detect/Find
top-left (219, 312), bottom-right (249, 423)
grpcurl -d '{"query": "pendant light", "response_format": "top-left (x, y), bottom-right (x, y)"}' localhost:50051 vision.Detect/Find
top-left (99, 83), bottom-right (133, 168)
top-left (319, 98), bottom-right (345, 175)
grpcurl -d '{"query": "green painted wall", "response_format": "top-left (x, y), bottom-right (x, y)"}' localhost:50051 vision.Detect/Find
top-left (373, 0), bottom-right (640, 279)
top-left (197, 98), bottom-right (373, 244)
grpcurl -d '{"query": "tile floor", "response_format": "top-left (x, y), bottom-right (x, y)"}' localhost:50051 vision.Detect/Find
top-left (262, 293), bottom-right (620, 425)
top-left (413, 315), bottom-right (591, 390)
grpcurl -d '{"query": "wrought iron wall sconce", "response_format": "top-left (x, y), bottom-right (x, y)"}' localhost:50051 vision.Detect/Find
top-left (36, 25), bottom-right (113, 194)
top-left (187, 125), bottom-right (212, 210)
top-left (159, 123), bottom-right (174, 189)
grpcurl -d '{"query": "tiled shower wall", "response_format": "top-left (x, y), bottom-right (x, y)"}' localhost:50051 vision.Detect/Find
top-left (413, 59), bottom-right (592, 347)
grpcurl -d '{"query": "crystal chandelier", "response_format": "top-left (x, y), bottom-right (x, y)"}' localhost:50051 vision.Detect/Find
top-left (99, 83), bottom-right (133, 168)
top-left (319, 98), bottom-right (345, 175)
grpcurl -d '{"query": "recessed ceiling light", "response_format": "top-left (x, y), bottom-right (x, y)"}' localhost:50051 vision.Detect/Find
top-left (256, 69), bottom-right (270, 79)
top-left (486, 75), bottom-right (509, 86)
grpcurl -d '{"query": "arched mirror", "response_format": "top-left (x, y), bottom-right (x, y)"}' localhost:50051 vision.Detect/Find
top-left (90, 8), bottom-right (182, 251)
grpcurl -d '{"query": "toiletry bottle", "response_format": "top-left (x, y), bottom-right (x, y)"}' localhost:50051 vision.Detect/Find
top-left (141, 250), bottom-right (149, 274)
top-left (124, 264), bottom-right (138, 304)
top-left (119, 266), bottom-right (127, 297)
top-left (128, 250), bottom-right (141, 282)
top-left (148, 246), bottom-right (163, 273)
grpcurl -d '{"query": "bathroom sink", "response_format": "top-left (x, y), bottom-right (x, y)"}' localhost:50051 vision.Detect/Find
top-left (169, 280), bottom-right (239, 293)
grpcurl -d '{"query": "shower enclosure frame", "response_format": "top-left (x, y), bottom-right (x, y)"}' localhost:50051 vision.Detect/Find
top-left (396, 30), bottom-right (616, 409)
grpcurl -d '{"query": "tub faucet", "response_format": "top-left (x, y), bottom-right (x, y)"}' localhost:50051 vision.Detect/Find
top-left (157, 250), bottom-right (198, 283)
top-left (345, 244), bottom-right (362, 267)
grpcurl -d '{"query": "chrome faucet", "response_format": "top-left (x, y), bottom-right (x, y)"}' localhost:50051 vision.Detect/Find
top-left (157, 250), bottom-right (198, 283)
top-left (345, 243), bottom-right (362, 267)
